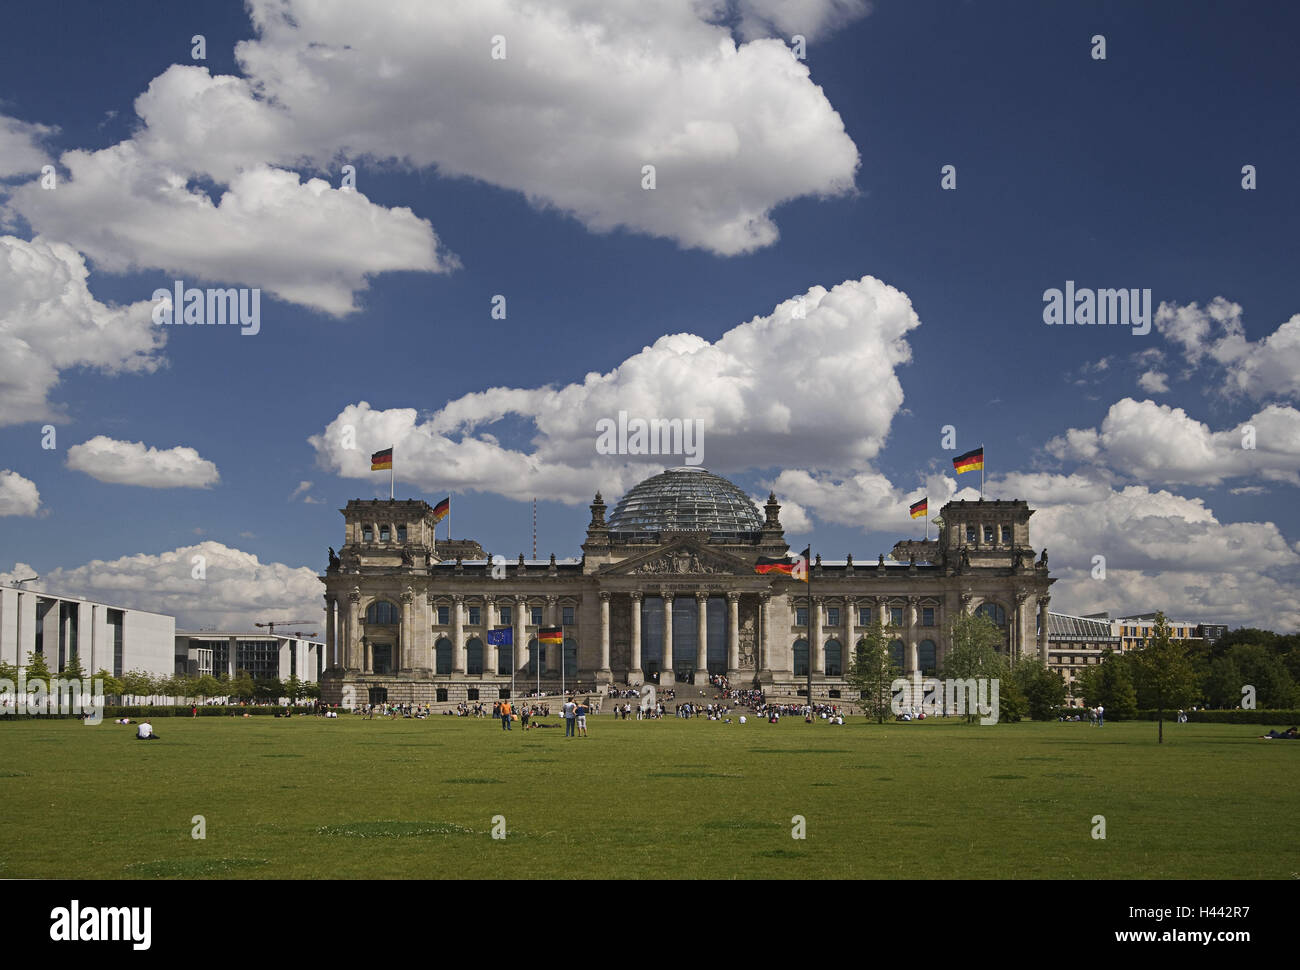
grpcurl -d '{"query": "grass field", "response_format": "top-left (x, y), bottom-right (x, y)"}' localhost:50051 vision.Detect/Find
top-left (2, 714), bottom-right (1296, 879)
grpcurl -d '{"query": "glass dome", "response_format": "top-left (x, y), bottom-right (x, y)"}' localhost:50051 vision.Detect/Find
top-left (607, 467), bottom-right (763, 539)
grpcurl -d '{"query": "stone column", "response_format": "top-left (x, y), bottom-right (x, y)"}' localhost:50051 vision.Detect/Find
top-left (628, 592), bottom-right (643, 683)
top-left (1014, 592), bottom-right (1032, 664)
top-left (399, 589), bottom-right (413, 673)
top-left (661, 591), bottom-right (675, 686)
top-left (452, 594), bottom-right (465, 674)
top-left (1038, 596), bottom-right (1051, 664)
top-left (324, 596), bottom-right (336, 668)
top-left (758, 593), bottom-right (772, 683)
top-left (514, 597), bottom-right (528, 674)
top-left (693, 592), bottom-right (709, 684)
top-left (346, 590), bottom-right (360, 672)
top-left (906, 596), bottom-right (919, 673)
top-left (811, 595), bottom-right (824, 674)
top-left (545, 595), bottom-right (559, 676)
top-left (726, 592), bottom-right (740, 678)
top-left (598, 592), bottom-right (612, 679)
top-left (483, 596), bottom-right (496, 676)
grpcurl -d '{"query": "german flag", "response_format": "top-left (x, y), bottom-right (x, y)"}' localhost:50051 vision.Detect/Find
top-left (538, 626), bottom-right (563, 645)
top-left (754, 555), bottom-right (796, 577)
top-left (370, 447), bottom-right (393, 471)
top-left (910, 497), bottom-right (928, 519)
top-left (952, 447), bottom-right (984, 474)
top-left (431, 497), bottom-right (450, 523)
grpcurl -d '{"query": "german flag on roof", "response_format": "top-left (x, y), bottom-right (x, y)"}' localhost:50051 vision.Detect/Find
top-left (754, 555), bottom-right (796, 577)
top-left (952, 447), bottom-right (984, 474)
top-left (370, 447), bottom-right (393, 471)
top-left (538, 626), bottom-right (563, 645)
top-left (909, 497), bottom-right (928, 519)
top-left (431, 497), bottom-right (449, 523)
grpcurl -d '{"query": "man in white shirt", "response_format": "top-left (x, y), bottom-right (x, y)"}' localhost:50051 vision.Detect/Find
top-left (562, 697), bottom-right (577, 738)
top-left (136, 721), bottom-right (158, 740)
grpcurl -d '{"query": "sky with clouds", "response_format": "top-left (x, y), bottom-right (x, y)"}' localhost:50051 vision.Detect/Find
top-left (1, 0), bottom-right (1298, 632)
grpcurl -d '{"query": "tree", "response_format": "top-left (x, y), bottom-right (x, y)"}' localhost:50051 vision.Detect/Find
top-left (93, 669), bottom-right (125, 699)
top-left (1201, 655), bottom-right (1243, 709)
top-left (120, 669), bottom-right (155, 701)
top-left (194, 674), bottom-right (222, 701)
top-left (1227, 642), bottom-right (1296, 709)
top-left (230, 671), bottom-right (256, 701)
top-left (24, 650), bottom-right (52, 684)
top-left (846, 623), bottom-right (900, 723)
top-left (60, 653), bottom-right (86, 682)
top-left (1130, 612), bottom-right (1200, 743)
top-left (1013, 658), bottom-right (1067, 721)
top-left (254, 677), bottom-right (285, 703)
top-left (941, 612), bottom-right (1006, 723)
top-left (302, 681), bottom-right (321, 700)
top-left (1075, 649), bottom-right (1139, 720)
top-left (284, 674), bottom-right (303, 702)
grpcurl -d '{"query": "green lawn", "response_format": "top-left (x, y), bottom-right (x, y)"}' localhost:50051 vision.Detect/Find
top-left (1, 715), bottom-right (1296, 879)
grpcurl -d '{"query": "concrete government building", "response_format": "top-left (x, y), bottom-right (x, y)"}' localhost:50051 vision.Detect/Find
top-left (318, 467), bottom-right (1055, 707)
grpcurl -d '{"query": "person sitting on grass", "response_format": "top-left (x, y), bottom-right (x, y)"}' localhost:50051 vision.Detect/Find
top-left (136, 720), bottom-right (159, 740)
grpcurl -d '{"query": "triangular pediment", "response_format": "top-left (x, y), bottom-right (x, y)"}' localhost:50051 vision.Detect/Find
top-left (600, 535), bottom-right (753, 577)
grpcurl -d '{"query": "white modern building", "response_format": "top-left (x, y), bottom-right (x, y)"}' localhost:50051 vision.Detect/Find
top-left (0, 583), bottom-right (175, 677)
top-left (175, 632), bottom-right (324, 683)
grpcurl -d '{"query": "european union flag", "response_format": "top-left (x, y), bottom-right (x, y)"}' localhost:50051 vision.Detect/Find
top-left (487, 628), bottom-right (513, 647)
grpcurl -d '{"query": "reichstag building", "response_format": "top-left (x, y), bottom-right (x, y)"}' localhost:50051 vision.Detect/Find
top-left (319, 467), bottom-right (1055, 706)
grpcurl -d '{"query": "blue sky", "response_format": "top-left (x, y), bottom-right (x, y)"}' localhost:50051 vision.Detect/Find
top-left (1, 0), bottom-right (1298, 631)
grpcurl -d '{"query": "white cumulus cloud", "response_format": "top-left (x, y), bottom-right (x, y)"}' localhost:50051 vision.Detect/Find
top-left (0, 470), bottom-right (41, 516)
top-left (66, 436), bottom-right (221, 488)
top-left (310, 276), bottom-right (920, 502)
top-left (0, 235), bottom-right (165, 425)
top-left (0, 542), bottom-right (323, 631)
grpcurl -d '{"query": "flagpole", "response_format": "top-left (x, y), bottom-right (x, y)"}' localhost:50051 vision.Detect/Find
top-left (390, 461), bottom-right (394, 501)
top-left (981, 443), bottom-right (985, 499)
top-left (806, 546), bottom-right (813, 722)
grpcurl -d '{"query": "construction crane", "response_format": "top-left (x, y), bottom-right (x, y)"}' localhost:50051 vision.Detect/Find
top-left (255, 619), bottom-right (314, 636)
top-left (276, 631), bottom-right (318, 640)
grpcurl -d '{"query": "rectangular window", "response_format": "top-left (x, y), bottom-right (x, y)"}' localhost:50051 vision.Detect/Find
top-left (826, 607), bottom-right (840, 627)
top-left (437, 606), bottom-right (449, 625)
top-left (891, 607), bottom-right (904, 627)
top-left (966, 525), bottom-right (977, 543)
top-left (468, 607), bottom-right (481, 625)
top-left (562, 606), bottom-right (575, 625)
top-left (1001, 525), bottom-right (1012, 544)
top-left (531, 607), bottom-right (543, 626)
top-left (380, 525), bottom-right (391, 542)
top-left (499, 606), bottom-right (511, 626)
top-left (436, 688), bottom-right (448, 703)
top-left (922, 607), bottom-right (935, 627)
top-left (858, 607), bottom-right (872, 626)
top-left (795, 607), bottom-right (808, 627)
top-left (467, 688), bottom-right (479, 701)
top-left (397, 526), bottom-right (407, 543)
top-left (983, 524), bottom-right (994, 543)
top-left (362, 526), bottom-right (373, 541)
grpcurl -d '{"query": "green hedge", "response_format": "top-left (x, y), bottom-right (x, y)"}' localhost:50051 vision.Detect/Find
top-left (104, 705), bottom-right (309, 718)
top-left (1135, 708), bottom-right (1300, 725)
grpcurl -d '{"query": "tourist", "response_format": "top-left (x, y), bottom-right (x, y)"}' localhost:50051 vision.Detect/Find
top-left (136, 720), bottom-right (159, 740)
top-left (563, 696), bottom-right (577, 737)
top-left (500, 698), bottom-right (512, 730)
top-left (1097, 705), bottom-right (1105, 727)
top-left (576, 698), bottom-right (589, 737)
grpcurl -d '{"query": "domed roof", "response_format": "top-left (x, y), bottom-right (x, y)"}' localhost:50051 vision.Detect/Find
top-left (607, 467), bottom-right (763, 538)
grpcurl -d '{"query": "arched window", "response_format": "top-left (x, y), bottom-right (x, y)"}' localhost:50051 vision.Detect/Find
top-left (563, 638), bottom-right (578, 677)
top-left (497, 640), bottom-right (513, 675)
top-left (824, 639), bottom-right (842, 677)
top-left (366, 600), bottom-right (399, 625)
top-left (466, 637), bottom-right (483, 675)
top-left (918, 639), bottom-right (937, 675)
top-left (977, 602), bottom-right (1007, 626)
top-left (528, 637), bottom-right (545, 676)
top-left (793, 639), bottom-right (809, 677)
top-left (434, 637), bottom-right (452, 675)
top-left (889, 639), bottom-right (905, 669)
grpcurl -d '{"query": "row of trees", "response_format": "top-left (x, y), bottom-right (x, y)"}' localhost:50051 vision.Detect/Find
top-left (0, 653), bottom-right (319, 703)
top-left (846, 611), bottom-right (1067, 724)
top-left (1073, 618), bottom-right (1299, 740)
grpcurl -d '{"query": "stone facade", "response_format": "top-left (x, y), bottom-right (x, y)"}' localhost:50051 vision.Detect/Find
top-left (318, 481), bottom-right (1054, 707)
